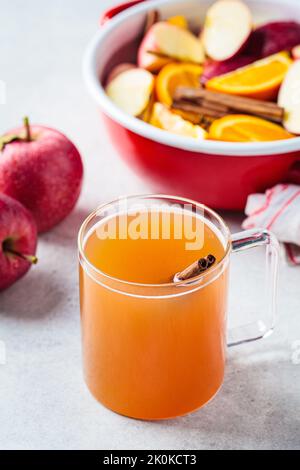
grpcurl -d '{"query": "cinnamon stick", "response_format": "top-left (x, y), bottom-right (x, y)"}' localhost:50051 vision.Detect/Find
top-left (171, 107), bottom-right (203, 124)
top-left (201, 99), bottom-right (230, 114)
top-left (175, 254), bottom-right (216, 282)
top-left (172, 100), bottom-right (228, 119)
top-left (143, 10), bottom-right (160, 36)
top-left (173, 87), bottom-right (284, 123)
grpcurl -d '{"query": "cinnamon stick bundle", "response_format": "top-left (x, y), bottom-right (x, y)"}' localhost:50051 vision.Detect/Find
top-left (172, 100), bottom-right (228, 120)
top-left (173, 87), bottom-right (285, 124)
top-left (143, 10), bottom-right (160, 36)
top-left (175, 254), bottom-right (216, 282)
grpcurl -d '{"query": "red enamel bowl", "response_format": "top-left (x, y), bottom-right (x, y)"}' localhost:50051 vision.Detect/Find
top-left (83, 0), bottom-right (300, 210)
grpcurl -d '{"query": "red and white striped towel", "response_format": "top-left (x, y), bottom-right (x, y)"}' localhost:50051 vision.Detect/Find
top-left (243, 184), bottom-right (300, 266)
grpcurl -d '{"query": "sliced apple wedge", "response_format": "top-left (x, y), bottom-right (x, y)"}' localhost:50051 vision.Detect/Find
top-left (138, 23), bottom-right (172, 72)
top-left (106, 68), bottom-right (155, 117)
top-left (150, 102), bottom-right (207, 139)
top-left (292, 45), bottom-right (300, 60)
top-left (137, 49), bottom-right (172, 73)
top-left (138, 22), bottom-right (205, 72)
top-left (202, 0), bottom-right (253, 61)
top-left (106, 63), bottom-right (136, 85)
top-left (278, 61), bottom-right (300, 134)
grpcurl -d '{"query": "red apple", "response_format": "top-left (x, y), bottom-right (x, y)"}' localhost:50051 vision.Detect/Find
top-left (202, 0), bottom-right (253, 61)
top-left (0, 193), bottom-right (37, 291)
top-left (0, 118), bottom-right (84, 233)
top-left (201, 55), bottom-right (256, 83)
top-left (250, 21), bottom-right (300, 58)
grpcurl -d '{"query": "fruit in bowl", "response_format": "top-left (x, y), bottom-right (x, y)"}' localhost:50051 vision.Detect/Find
top-left (278, 60), bottom-right (300, 134)
top-left (104, 0), bottom-right (300, 143)
top-left (201, 0), bottom-right (253, 62)
top-left (292, 45), bottom-right (300, 60)
top-left (205, 52), bottom-right (292, 101)
top-left (201, 55), bottom-right (256, 84)
top-left (150, 102), bottom-right (207, 139)
top-left (138, 21), bottom-right (205, 72)
top-left (249, 21), bottom-right (300, 58)
top-left (106, 67), bottom-right (155, 116)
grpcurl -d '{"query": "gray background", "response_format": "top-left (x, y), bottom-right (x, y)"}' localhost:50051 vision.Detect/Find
top-left (0, 0), bottom-right (299, 450)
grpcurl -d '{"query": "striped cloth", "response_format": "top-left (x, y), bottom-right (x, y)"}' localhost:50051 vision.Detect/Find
top-left (243, 184), bottom-right (300, 266)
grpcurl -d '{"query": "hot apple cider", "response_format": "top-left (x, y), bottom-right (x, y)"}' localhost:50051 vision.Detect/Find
top-left (79, 204), bottom-right (229, 420)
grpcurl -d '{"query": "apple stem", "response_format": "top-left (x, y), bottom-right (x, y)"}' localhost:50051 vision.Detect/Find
top-left (23, 116), bottom-right (31, 142)
top-left (20, 253), bottom-right (38, 264)
top-left (6, 248), bottom-right (38, 265)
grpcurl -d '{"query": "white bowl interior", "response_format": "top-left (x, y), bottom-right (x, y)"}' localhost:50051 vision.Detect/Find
top-left (84, 0), bottom-right (300, 156)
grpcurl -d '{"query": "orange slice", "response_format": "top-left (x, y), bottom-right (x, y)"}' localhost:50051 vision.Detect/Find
top-left (209, 115), bottom-right (294, 142)
top-left (171, 108), bottom-right (202, 124)
top-left (150, 102), bottom-right (207, 139)
top-left (206, 52), bottom-right (292, 101)
top-left (167, 15), bottom-right (188, 29)
top-left (156, 63), bottom-right (203, 106)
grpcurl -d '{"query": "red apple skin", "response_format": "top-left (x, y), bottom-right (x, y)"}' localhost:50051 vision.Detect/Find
top-left (201, 55), bottom-right (257, 83)
top-left (247, 22), bottom-right (300, 58)
top-left (0, 194), bottom-right (37, 291)
top-left (0, 126), bottom-right (84, 233)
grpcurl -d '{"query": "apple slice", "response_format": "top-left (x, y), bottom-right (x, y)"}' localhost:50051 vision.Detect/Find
top-left (150, 102), bottom-right (207, 139)
top-left (106, 63), bottom-right (136, 85)
top-left (137, 49), bottom-right (172, 73)
top-left (292, 45), bottom-right (300, 60)
top-left (202, 0), bottom-right (253, 61)
top-left (106, 68), bottom-right (155, 117)
top-left (138, 23), bottom-right (172, 73)
top-left (138, 22), bottom-right (205, 72)
top-left (278, 61), bottom-right (300, 134)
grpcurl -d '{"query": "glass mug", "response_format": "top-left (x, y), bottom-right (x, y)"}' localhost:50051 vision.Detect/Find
top-left (78, 195), bottom-right (279, 420)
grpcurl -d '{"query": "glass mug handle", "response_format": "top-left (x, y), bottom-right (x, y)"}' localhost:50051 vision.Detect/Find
top-left (228, 229), bottom-right (280, 347)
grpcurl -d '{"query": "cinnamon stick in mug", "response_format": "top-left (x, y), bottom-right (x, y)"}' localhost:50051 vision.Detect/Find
top-left (175, 254), bottom-right (216, 282)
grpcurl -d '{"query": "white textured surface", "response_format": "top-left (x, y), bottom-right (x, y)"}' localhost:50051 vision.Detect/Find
top-left (0, 0), bottom-right (299, 451)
